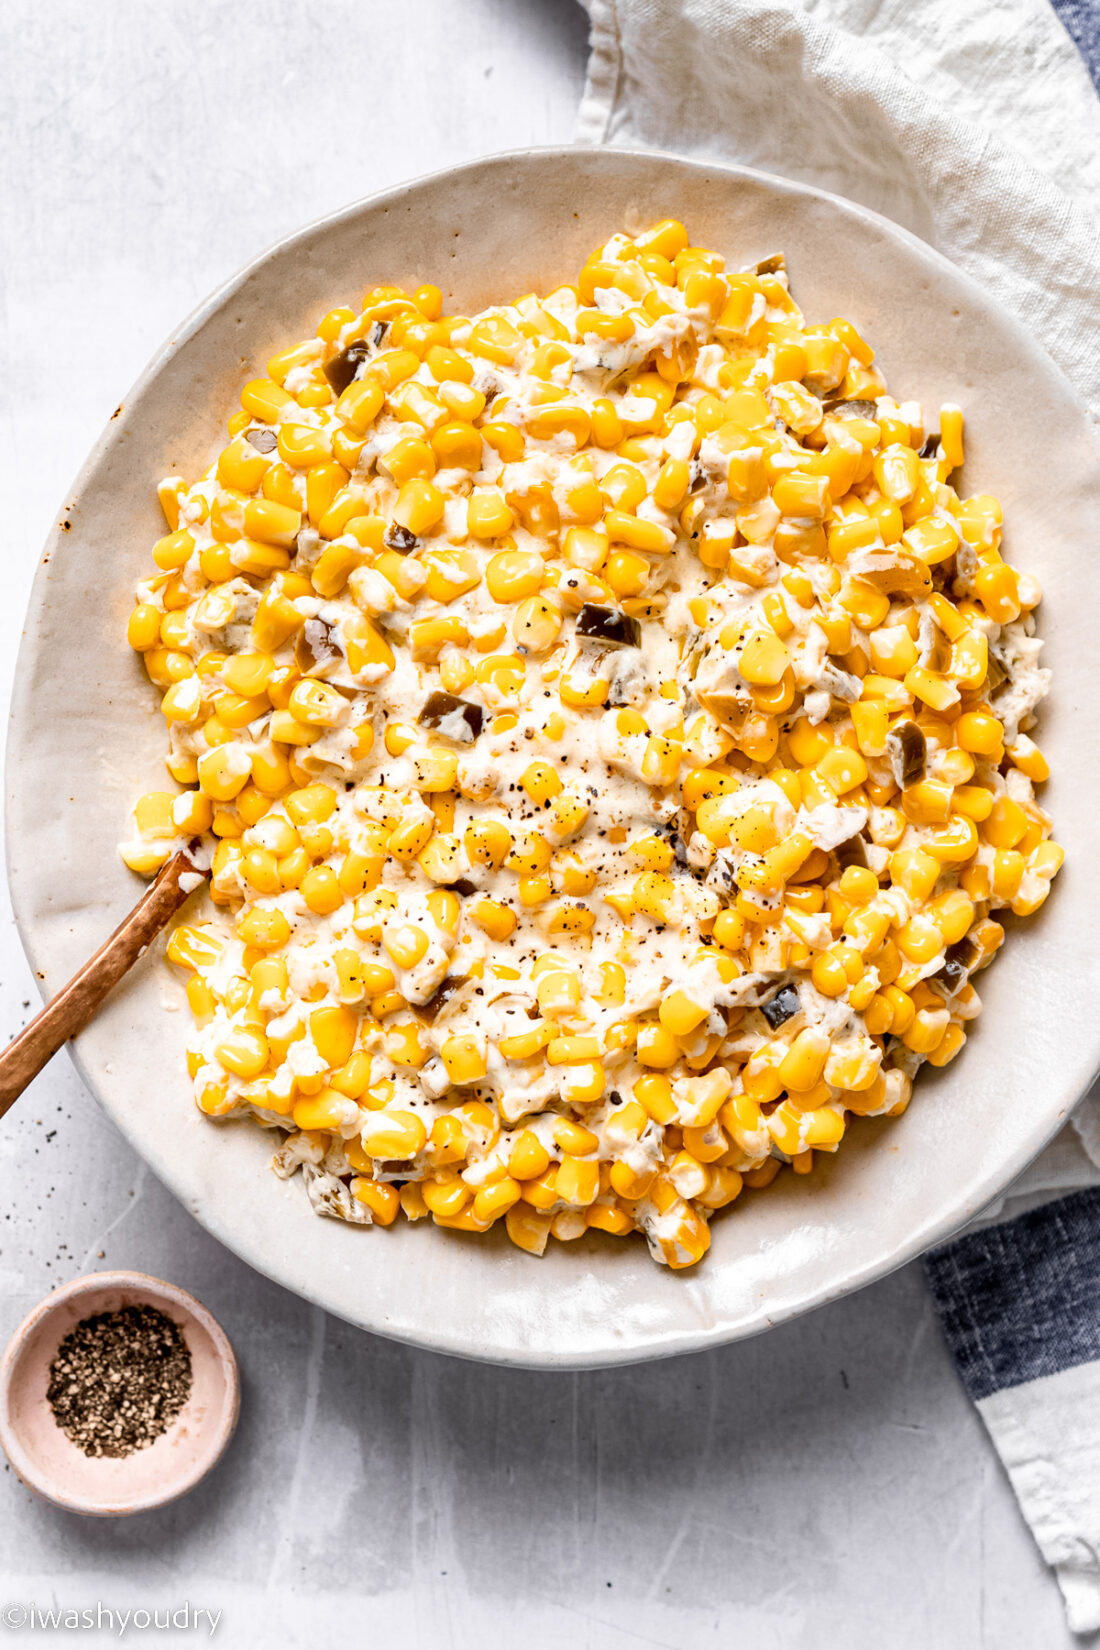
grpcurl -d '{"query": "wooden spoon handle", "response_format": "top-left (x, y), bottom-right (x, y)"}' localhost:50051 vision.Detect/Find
top-left (0, 852), bottom-right (207, 1119)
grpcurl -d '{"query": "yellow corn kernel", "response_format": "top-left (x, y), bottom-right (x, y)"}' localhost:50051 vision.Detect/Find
top-left (604, 549), bottom-right (650, 597)
top-left (873, 443), bottom-right (919, 503)
top-left (896, 915), bottom-right (944, 964)
top-left (458, 820), bottom-right (509, 873)
top-left (635, 1022), bottom-right (679, 1069)
top-left (955, 711), bottom-right (1004, 759)
top-left (816, 746), bottom-right (868, 796)
top-left (681, 767), bottom-right (739, 810)
top-left (928, 888), bottom-right (975, 946)
top-left (214, 1025), bottom-right (269, 1079)
top-left (395, 1183), bottom-right (427, 1222)
top-left (165, 924), bottom-right (223, 972)
top-left (509, 596), bottom-right (561, 655)
top-left (128, 603), bottom-right (163, 651)
top-left (379, 436), bottom-right (436, 487)
top-left (536, 970), bottom-right (580, 1016)
top-left (284, 785), bottom-right (336, 825)
top-left (904, 515), bottom-right (960, 566)
top-left (549, 1117), bottom-right (597, 1158)
top-left (236, 907), bottom-right (291, 950)
top-left (545, 1033), bottom-right (600, 1067)
top-left (392, 478), bottom-right (445, 537)
top-left (360, 1110), bottom-right (428, 1160)
top-left (735, 627), bottom-right (788, 686)
top-left (991, 849), bottom-right (1025, 901)
top-left (240, 379), bottom-right (292, 426)
top-left (506, 1130), bottom-right (550, 1182)
top-left (197, 745), bottom-right (251, 802)
top-left (133, 790), bottom-right (180, 840)
top-left (904, 666), bottom-right (959, 714)
top-left (809, 951), bottom-right (849, 998)
top-left (659, 991), bottom-right (709, 1038)
top-left (901, 1006), bottom-right (950, 1056)
top-left (975, 562), bottom-right (1021, 623)
top-left (868, 625), bottom-right (919, 678)
top-left (511, 765), bottom-right (563, 814)
top-left (656, 1204), bottom-right (711, 1270)
top-left (628, 836), bottom-right (674, 873)
top-left (778, 1028), bottom-right (829, 1092)
top-left (292, 1085), bottom-right (354, 1132)
top-left (902, 780), bottom-right (953, 825)
top-left (983, 795), bottom-right (1028, 850)
top-left (561, 1061), bottom-right (606, 1106)
top-left (473, 1177), bottom-right (523, 1224)
top-left (484, 550), bottom-right (543, 605)
top-left (381, 922), bottom-right (429, 971)
top-left (467, 489), bottom-right (515, 539)
top-left (1006, 736), bottom-right (1049, 784)
top-left (251, 590), bottom-right (305, 653)
top-left (431, 420), bottom-right (483, 471)
top-left (350, 1179), bottom-right (400, 1225)
top-left (467, 313), bottom-right (522, 364)
top-left (437, 1035), bottom-right (488, 1091)
top-left (640, 736), bottom-right (682, 788)
top-left (300, 864), bottom-right (343, 914)
top-left (772, 471), bottom-right (829, 520)
top-left (586, 1203), bottom-right (633, 1237)
top-left (631, 872), bottom-right (676, 924)
top-left (850, 700), bottom-right (889, 759)
top-left (388, 813), bottom-right (435, 862)
top-left (556, 1156), bottom-right (600, 1207)
top-left (430, 1114), bottom-right (468, 1168)
top-left (505, 1204), bottom-right (553, 1256)
top-left (605, 510), bottom-right (673, 554)
top-left (838, 869), bottom-right (876, 914)
top-left (653, 458), bottom-right (690, 511)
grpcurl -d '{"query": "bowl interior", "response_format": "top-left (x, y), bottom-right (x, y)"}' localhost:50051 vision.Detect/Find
top-left (0, 1274), bottom-right (238, 1515)
top-left (7, 148), bottom-right (1100, 1367)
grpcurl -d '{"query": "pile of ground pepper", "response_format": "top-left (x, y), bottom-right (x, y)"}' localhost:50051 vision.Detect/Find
top-left (46, 1303), bottom-right (192, 1458)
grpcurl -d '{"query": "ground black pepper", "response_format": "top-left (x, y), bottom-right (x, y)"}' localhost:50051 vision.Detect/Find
top-left (46, 1304), bottom-right (192, 1458)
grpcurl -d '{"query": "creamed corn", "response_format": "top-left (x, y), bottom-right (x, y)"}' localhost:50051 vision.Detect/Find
top-left (122, 219), bottom-right (1061, 1269)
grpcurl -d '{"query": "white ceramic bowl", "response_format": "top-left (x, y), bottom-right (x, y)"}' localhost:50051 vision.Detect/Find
top-left (0, 1272), bottom-right (238, 1515)
top-left (8, 149), bottom-right (1100, 1368)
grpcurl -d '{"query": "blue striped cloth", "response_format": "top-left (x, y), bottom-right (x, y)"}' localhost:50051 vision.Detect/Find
top-left (925, 1186), bottom-right (1100, 1628)
top-left (1051, 0), bottom-right (1100, 89)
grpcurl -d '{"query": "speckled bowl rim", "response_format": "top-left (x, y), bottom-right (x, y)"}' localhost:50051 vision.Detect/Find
top-left (7, 147), bottom-right (1100, 1368)
top-left (0, 1271), bottom-right (239, 1516)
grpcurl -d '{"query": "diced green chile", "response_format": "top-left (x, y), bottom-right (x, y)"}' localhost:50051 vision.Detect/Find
top-left (419, 691), bottom-right (483, 743)
top-left (419, 974), bottom-right (468, 1021)
top-left (834, 833), bottom-right (869, 870)
top-left (933, 938), bottom-right (978, 997)
top-left (762, 985), bottom-right (800, 1029)
top-left (576, 604), bottom-right (641, 648)
top-left (384, 522), bottom-right (418, 553)
top-left (887, 720), bottom-right (926, 788)
top-left (826, 399), bottom-right (878, 420)
top-left (296, 618), bottom-right (340, 675)
top-left (244, 427), bottom-right (277, 453)
top-left (323, 340), bottom-right (373, 396)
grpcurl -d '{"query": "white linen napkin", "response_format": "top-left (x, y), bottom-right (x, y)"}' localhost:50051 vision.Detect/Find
top-left (575, 0), bottom-right (1100, 1627)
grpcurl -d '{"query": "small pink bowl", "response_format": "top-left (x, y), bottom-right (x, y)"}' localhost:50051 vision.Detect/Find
top-left (0, 1271), bottom-right (239, 1516)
